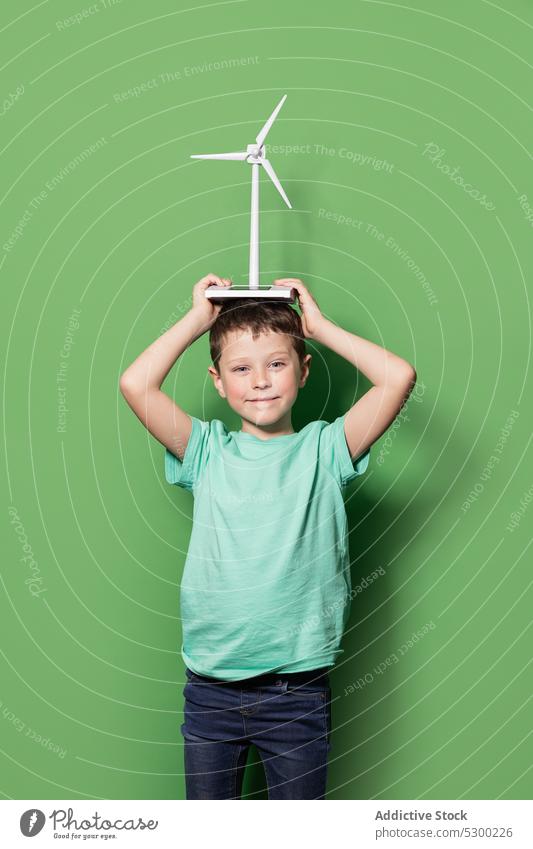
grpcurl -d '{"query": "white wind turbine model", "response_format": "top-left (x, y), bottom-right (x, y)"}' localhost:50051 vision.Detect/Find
top-left (190, 94), bottom-right (296, 303)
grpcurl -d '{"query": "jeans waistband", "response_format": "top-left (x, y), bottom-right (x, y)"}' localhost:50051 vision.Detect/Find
top-left (188, 666), bottom-right (331, 687)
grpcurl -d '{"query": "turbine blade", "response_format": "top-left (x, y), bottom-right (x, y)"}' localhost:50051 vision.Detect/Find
top-left (190, 152), bottom-right (248, 160)
top-left (261, 158), bottom-right (292, 208)
top-left (255, 95), bottom-right (287, 148)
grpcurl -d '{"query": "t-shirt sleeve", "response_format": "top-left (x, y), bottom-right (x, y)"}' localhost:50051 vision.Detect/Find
top-left (164, 415), bottom-right (211, 492)
top-left (318, 413), bottom-right (371, 488)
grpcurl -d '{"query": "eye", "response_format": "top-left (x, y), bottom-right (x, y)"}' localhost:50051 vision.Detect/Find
top-left (232, 361), bottom-right (285, 373)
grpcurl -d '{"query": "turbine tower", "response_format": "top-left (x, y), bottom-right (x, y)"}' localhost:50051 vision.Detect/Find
top-left (190, 95), bottom-right (296, 303)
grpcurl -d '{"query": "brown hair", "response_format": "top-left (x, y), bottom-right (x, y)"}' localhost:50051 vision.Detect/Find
top-left (209, 299), bottom-right (306, 372)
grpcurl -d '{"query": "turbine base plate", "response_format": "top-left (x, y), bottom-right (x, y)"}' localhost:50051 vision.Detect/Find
top-left (205, 286), bottom-right (296, 303)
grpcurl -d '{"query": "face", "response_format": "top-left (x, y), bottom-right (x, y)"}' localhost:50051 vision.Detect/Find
top-left (208, 329), bottom-right (311, 427)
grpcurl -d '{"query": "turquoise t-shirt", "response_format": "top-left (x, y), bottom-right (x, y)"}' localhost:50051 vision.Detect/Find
top-left (164, 414), bottom-right (370, 681)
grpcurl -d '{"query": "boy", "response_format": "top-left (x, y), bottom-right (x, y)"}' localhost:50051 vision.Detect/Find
top-left (119, 273), bottom-right (416, 799)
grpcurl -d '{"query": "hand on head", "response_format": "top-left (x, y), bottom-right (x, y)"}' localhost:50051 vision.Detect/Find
top-left (192, 274), bottom-right (232, 327)
top-left (271, 279), bottom-right (325, 339)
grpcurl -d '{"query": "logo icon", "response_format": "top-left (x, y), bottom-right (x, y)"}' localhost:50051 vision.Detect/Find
top-left (20, 809), bottom-right (45, 837)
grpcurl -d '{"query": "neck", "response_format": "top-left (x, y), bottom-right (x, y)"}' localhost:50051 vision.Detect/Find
top-left (240, 411), bottom-right (294, 440)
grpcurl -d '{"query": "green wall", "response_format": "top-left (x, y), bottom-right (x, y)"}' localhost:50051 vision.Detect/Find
top-left (1, 0), bottom-right (531, 800)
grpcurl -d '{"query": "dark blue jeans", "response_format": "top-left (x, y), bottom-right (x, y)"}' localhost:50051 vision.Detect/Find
top-left (181, 666), bottom-right (332, 799)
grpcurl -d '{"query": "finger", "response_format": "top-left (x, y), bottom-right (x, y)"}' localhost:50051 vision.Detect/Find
top-left (272, 280), bottom-right (305, 293)
top-left (201, 274), bottom-right (223, 287)
top-left (282, 280), bottom-right (307, 295)
top-left (295, 284), bottom-right (317, 303)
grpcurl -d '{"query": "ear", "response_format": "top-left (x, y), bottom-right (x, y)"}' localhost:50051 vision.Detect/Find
top-left (299, 354), bottom-right (312, 387)
top-left (208, 365), bottom-right (226, 398)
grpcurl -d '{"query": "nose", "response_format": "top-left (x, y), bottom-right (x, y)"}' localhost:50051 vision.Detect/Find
top-left (253, 371), bottom-right (270, 388)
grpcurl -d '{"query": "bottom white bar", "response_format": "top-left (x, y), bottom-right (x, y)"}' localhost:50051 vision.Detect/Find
top-left (1, 799), bottom-right (532, 848)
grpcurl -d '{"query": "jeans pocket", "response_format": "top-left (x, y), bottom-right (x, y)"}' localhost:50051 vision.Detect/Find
top-left (286, 684), bottom-right (329, 699)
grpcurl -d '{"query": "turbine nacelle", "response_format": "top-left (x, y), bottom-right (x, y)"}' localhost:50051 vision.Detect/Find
top-left (245, 142), bottom-right (265, 163)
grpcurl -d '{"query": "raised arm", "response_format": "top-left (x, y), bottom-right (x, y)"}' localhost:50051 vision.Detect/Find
top-left (271, 278), bottom-right (417, 462)
top-left (311, 318), bottom-right (416, 461)
top-left (119, 274), bottom-right (231, 459)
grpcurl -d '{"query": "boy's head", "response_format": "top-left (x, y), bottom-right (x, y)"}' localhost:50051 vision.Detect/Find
top-left (208, 299), bottom-right (312, 427)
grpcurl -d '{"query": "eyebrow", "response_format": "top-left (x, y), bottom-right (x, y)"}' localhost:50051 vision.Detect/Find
top-left (227, 350), bottom-right (290, 364)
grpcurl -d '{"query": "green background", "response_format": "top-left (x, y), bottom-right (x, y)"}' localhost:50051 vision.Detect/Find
top-left (1, 0), bottom-right (532, 800)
